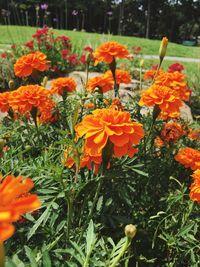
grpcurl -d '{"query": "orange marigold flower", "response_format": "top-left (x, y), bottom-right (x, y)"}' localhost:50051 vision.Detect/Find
top-left (50, 77), bottom-right (76, 96)
top-left (14, 51), bottom-right (49, 78)
top-left (188, 128), bottom-right (200, 141)
top-left (110, 98), bottom-right (124, 111)
top-left (139, 84), bottom-right (182, 119)
top-left (86, 75), bottom-right (114, 93)
top-left (104, 69), bottom-right (131, 84)
top-left (143, 69), bottom-right (163, 80)
top-left (0, 175), bottom-right (40, 241)
top-left (160, 122), bottom-right (185, 143)
top-left (9, 85), bottom-right (50, 114)
top-left (93, 41), bottom-right (129, 65)
top-left (155, 71), bottom-right (190, 101)
top-left (190, 170), bottom-right (200, 203)
top-left (0, 92), bottom-right (10, 113)
top-left (175, 147), bottom-right (200, 170)
top-left (64, 145), bottom-right (103, 174)
top-left (154, 136), bottom-right (164, 147)
top-left (83, 102), bottom-right (95, 109)
top-left (38, 98), bottom-right (57, 124)
top-left (75, 108), bottom-right (144, 158)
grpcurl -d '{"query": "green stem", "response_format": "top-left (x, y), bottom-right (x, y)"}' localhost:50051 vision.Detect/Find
top-left (0, 242), bottom-right (5, 267)
top-left (139, 67), bottom-right (142, 90)
top-left (66, 196), bottom-right (73, 240)
top-left (109, 237), bottom-right (131, 267)
top-left (152, 58), bottom-right (163, 84)
top-left (83, 241), bottom-right (96, 267)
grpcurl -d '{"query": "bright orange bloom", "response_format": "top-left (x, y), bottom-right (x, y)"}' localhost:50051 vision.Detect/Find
top-left (0, 175), bottom-right (40, 241)
top-left (190, 169), bottom-right (200, 203)
top-left (154, 136), bottom-right (164, 147)
top-left (86, 75), bottom-right (114, 93)
top-left (155, 71), bottom-right (190, 101)
top-left (38, 98), bottom-right (57, 124)
top-left (9, 85), bottom-right (50, 114)
top-left (0, 92), bottom-right (10, 113)
top-left (110, 98), bottom-right (124, 111)
top-left (104, 69), bottom-right (131, 84)
top-left (75, 108), bottom-right (144, 158)
top-left (50, 77), bottom-right (76, 96)
top-left (139, 84), bottom-right (182, 119)
top-left (160, 122), bottom-right (185, 143)
top-left (64, 145), bottom-right (103, 174)
top-left (93, 42), bottom-right (129, 65)
top-left (175, 147), bottom-right (200, 170)
top-left (143, 69), bottom-right (163, 80)
top-left (188, 128), bottom-right (200, 141)
top-left (14, 51), bottom-right (49, 78)
top-left (83, 102), bottom-right (95, 109)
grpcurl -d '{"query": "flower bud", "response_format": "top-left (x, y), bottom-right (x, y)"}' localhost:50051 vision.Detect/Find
top-left (41, 76), bottom-right (48, 88)
top-left (139, 59), bottom-right (144, 68)
top-left (159, 37), bottom-right (168, 60)
top-left (8, 80), bottom-right (15, 90)
top-left (125, 224), bottom-right (137, 239)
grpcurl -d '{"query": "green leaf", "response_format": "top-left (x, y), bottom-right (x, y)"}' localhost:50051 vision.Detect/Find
top-left (24, 246), bottom-right (37, 267)
top-left (42, 250), bottom-right (51, 267)
top-left (96, 196), bottom-right (103, 212)
top-left (86, 220), bottom-right (95, 255)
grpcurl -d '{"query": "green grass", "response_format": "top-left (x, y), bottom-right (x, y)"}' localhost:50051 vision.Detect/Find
top-left (1, 25), bottom-right (200, 58)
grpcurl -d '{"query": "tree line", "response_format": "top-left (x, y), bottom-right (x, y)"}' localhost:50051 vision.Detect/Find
top-left (1, 0), bottom-right (200, 43)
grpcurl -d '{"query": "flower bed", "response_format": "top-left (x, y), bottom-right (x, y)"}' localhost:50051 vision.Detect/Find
top-left (0, 31), bottom-right (199, 266)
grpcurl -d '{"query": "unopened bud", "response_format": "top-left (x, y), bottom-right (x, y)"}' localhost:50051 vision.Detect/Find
top-left (159, 37), bottom-right (168, 59)
top-left (125, 224), bottom-right (137, 239)
top-left (8, 80), bottom-right (15, 90)
top-left (41, 76), bottom-right (48, 88)
top-left (139, 59), bottom-right (144, 68)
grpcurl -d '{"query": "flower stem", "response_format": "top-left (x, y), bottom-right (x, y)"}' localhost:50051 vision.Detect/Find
top-left (0, 242), bottom-right (5, 267)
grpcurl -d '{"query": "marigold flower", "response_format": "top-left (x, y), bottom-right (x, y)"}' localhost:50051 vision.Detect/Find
top-left (160, 122), bottom-right (185, 143)
top-left (104, 69), bottom-right (131, 84)
top-left (154, 136), bottom-right (164, 147)
top-left (64, 146), bottom-right (103, 174)
top-left (190, 169), bottom-right (200, 203)
top-left (0, 92), bottom-right (10, 113)
top-left (175, 147), bottom-right (200, 170)
top-left (83, 102), bottom-right (95, 109)
top-left (155, 71), bottom-right (190, 101)
top-left (75, 108), bottom-right (144, 158)
top-left (168, 63), bottom-right (184, 73)
top-left (0, 175), bottom-right (40, 241)
top-left (14, 51), bottom-right (49, 78)
top-left (188, 128), bottom-right (200, 141)
top-left (110, 98), bottom-right (124, 111)
top-left (86, 75), bottom-right (114, 93)
top-left (93, 41), bottom-right (129, 65)
top-left (139, 84), bottom-right (182, 119)
top-left (50, 77), bottom-right (76, 96)
top-left (9, 85), bottom-right (50, 115)
top-left (143, 69), bottom-right (163, 80)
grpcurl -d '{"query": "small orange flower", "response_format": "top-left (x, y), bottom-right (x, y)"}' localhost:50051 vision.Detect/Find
top-left (64, 145), bottom-right (103, 174)
top-left (190, 169), bottom-right (200, 203)
top-left (0, 175), bottom-right (40, 241)
top-left (154, 136), bottom-right (164, 147)
top-left (50, 77), bottom-right (76, 96)
top-left (83, 102), bottom-right (95, 109)
top-left (155, 71), bottom-right (190, 101)
top-left (143, 69), bottom-right (163, 80)
top-left (160, 122), bottom-right (185, 143)
top-left (175, 147), bottom-right (200, 170)
top-left (139, 84), bottom-right (182, 119)
top-left (0, 92), bottom-right (10, 113)
top-left (86, 75), bottom-right (114, 93)
top-left (93, 42), bottom-right (129, 65)
top-left (104, 69), bottom-right (131, 84)
top-left (75, 108), bottom-right (144, 158)
top-left (188, 128), bottom-right (200, 141)
top-left (110, 98), bottom-right (124, 111)
top-left (14, 51), bottom-right (49, 78)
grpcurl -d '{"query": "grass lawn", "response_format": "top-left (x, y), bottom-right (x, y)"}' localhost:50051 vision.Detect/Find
top-left (1, 25), bottom-right (200, 59)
